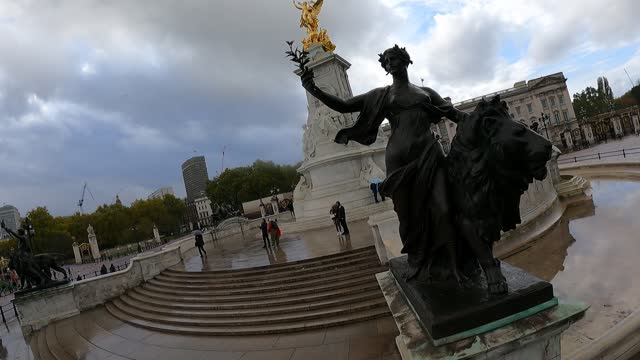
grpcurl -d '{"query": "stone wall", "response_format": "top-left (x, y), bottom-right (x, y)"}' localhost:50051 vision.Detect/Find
top-left (15, 230), bottom-right (212, 335)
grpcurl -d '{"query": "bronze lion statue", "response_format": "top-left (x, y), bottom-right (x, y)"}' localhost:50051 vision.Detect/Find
top-left (447, 95), bottom-right (552, 295)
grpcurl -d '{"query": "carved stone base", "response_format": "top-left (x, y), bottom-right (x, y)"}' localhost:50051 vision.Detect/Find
top-left (389, 256), bottom-right (555, 342)
top-left (14, 279), bottom-right (70, 296)
top-left (377, 271), bottom-right (588, 359)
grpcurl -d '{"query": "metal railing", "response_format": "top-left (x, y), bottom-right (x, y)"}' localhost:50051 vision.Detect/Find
top-left (558, 146), bottom-right (640, 165)
top-left (73, 263), bottom-right (129, 281)
top-left (0, 301), bottom-right (18, 323)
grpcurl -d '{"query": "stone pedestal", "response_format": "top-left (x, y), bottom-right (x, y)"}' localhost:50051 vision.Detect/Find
top-left (293, 45), bottom-right (387, 224)
top-left (612, 117), bottom-right (623, 137)
top-left (563, 130), bottom-right (573, 149)
top-left (368, 209), bottom-right (401, 265)
top-left (271, 197), bottom-right (280, 215)
top-left (153, 225), bottom-right (161, 243)
top-left (72, 242), bottom-right (82, 265)
top-left (260, 204), bottom-right (267, 218)
top-left (377, 271), bottom-right (588, 360)
top-left (88, 234), bottom-right (100, 260)
top-left (581, 124), bottom-right (595, 145)
top-left (633, 115), bottom-right (640, 134)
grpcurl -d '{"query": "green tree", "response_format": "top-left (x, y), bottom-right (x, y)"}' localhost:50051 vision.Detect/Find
top-left (26, 207), bottom-right (74, 255)
top-left (206, 160), bottom-right (300, 208)
top-left (573, 86), bottom-right (609, 118)
top-left (162, 194), bottom-right (186, 234)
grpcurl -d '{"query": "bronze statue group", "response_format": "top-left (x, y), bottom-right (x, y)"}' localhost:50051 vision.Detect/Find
top-left (1, 219), bottom-right (68, 292)
top-left (297, 45), bottom-right (552, 295)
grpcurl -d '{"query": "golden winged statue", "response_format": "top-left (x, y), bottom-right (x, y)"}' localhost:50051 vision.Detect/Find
top-left (293, 0), bottom-right (335, 52)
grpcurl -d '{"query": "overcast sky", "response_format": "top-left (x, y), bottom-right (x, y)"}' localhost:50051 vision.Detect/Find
top-left (1, 0), bottom-right (640, 216)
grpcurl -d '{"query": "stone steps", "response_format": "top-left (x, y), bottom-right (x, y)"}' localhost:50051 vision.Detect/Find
top-left (105, 301), bottom-right (389, 336)
top-left (130, 280), bottom-right (382, 306)
top-left (121, 289), bottom-right (384, 316)
top-left (105, 246), bottom-right (390, 335)
top-left (163, 246), bottom-right (378, 278)
top-left (157, 255), bottom-right (380, 283)
top-left (146, 266), bottom-right (386, 293)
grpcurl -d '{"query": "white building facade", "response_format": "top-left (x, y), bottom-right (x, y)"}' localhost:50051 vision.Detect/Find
top-left (194, 196), bottom-right (213, 227)
top-left (434, 73), bottom-right (578, 151)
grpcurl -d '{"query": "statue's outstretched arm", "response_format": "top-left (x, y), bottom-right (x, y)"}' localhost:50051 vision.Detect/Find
top-left (301, 69), bottom-right (366, 113)
top-left (423, 87), bottom-right (468, 123)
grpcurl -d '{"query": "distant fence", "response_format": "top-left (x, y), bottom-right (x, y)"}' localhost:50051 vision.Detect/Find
top-left (74, 263), bottom-right (129, 281)
top-left (558, 147), bottom-right (640, 165)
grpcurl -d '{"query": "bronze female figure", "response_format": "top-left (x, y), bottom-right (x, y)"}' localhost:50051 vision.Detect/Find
top-left (300, 45), bottom-right (467, 285)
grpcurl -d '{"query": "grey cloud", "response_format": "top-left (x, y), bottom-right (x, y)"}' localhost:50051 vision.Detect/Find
top-left (0, 0), bottom-right (401, 215)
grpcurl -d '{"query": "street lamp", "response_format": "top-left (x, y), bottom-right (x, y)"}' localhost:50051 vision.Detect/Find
top-left (539, 112), bottom-right (550, 139)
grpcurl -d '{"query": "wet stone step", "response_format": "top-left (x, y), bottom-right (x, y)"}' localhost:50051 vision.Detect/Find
top-left (112, 297), bottom-right (387, 326)
top-left (164, 248), bottom-right (378, 277)
top-left (130, 281), bottom-right (382, 305)
top-left (141, 271), bottom-right (382, 297)
top-left (150, 263), bottom-right (384, 289)
top-left (156, 257), bottom-right (381, 283)
top-left (120, 290), bottom-right (385, 318)
top-left (105, 302), bottom-right (389, 335)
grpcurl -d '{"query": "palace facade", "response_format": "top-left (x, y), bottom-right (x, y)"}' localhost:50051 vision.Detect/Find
top-left (429, 72), bottom-right (640, 152)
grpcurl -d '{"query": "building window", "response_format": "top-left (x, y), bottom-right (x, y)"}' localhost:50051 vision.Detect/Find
top-left (549, 97), bottom-right (556, 107)
top-left (527, 104), bottom-right (532, 113)
top-left (554, 111), bottom-right (560, 124)
top-left (558, 95), bottom-right (564, 105)
top-left (516, 106), bottom-right (521, 115)
top-left (541, 98), bottom-right (548, 109)
top-left (563, 110), bottom-right (569, 122)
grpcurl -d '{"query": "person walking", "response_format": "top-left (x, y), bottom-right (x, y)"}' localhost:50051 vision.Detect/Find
top-left (287, 201), bottom-right (295, 219)
top-left (336, 201), bottom-right (349, 235)
top-left (370, 182), bottom-right (380, 203)
top-left (193, 225), bottom-right (207, 257)
top-left (268, 219), bottom-right (281, 247)
top-left (330, 204), bottom-right (343, 235)
top-left (260, 219), bottom-right (271, 248)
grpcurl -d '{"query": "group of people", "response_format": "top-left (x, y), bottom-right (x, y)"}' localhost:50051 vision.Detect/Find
top-left (260, 219), bottom-right (282, 248)
top-left (330, 201), bottom-right (349, 236)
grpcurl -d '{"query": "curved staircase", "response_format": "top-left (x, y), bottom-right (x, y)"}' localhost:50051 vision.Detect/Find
top-left (104, 246), bottom-right (390, 335)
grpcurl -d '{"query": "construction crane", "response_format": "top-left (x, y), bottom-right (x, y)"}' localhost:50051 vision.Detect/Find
top-left (77, 182), bottom-right (96, 214)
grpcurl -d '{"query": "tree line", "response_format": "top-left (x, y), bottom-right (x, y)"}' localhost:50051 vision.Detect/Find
top-left (0, 159), bottom-right (301, 260)
top-left (0, 195), bottom-right (186, 260)
top-left (572, 76), bottom-right (640, 118)
top-left (206, 160), bottom-right (301, 209)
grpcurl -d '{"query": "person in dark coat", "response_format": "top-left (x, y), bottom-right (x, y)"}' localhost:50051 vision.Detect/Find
top-left (287, 201), bottom-right (295, 219)
top-left (260, 219), bottom-right (271, 248)
top-left (370, 182), bottom-right (380, 203)
top-left (100, 264), bottom-right (108, 275)
top-left (109, 264), bottom-right (116, 273)
top-left (192, 224), bottom-right (206, 257)
top-left (330, 204), bottom-right (343, 235)
top-left (336, 201), bottom-right (349, 235)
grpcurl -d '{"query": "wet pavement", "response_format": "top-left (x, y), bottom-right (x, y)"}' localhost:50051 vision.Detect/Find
top-left (1, 219), bottom-right (400, 359)
top-left (505, 179), bottom-right (640, 355)
top-left (3, 180), bottom-right (640, 358)
top-left (175, 220), bottom-right (374, 272)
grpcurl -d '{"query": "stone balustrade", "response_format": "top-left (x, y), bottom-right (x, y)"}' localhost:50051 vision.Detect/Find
top-left (14, 230), bottom-right (216, 335)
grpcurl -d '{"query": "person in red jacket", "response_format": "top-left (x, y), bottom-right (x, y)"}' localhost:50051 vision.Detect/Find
top-left (267, 219), bottom-right (282, 247)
